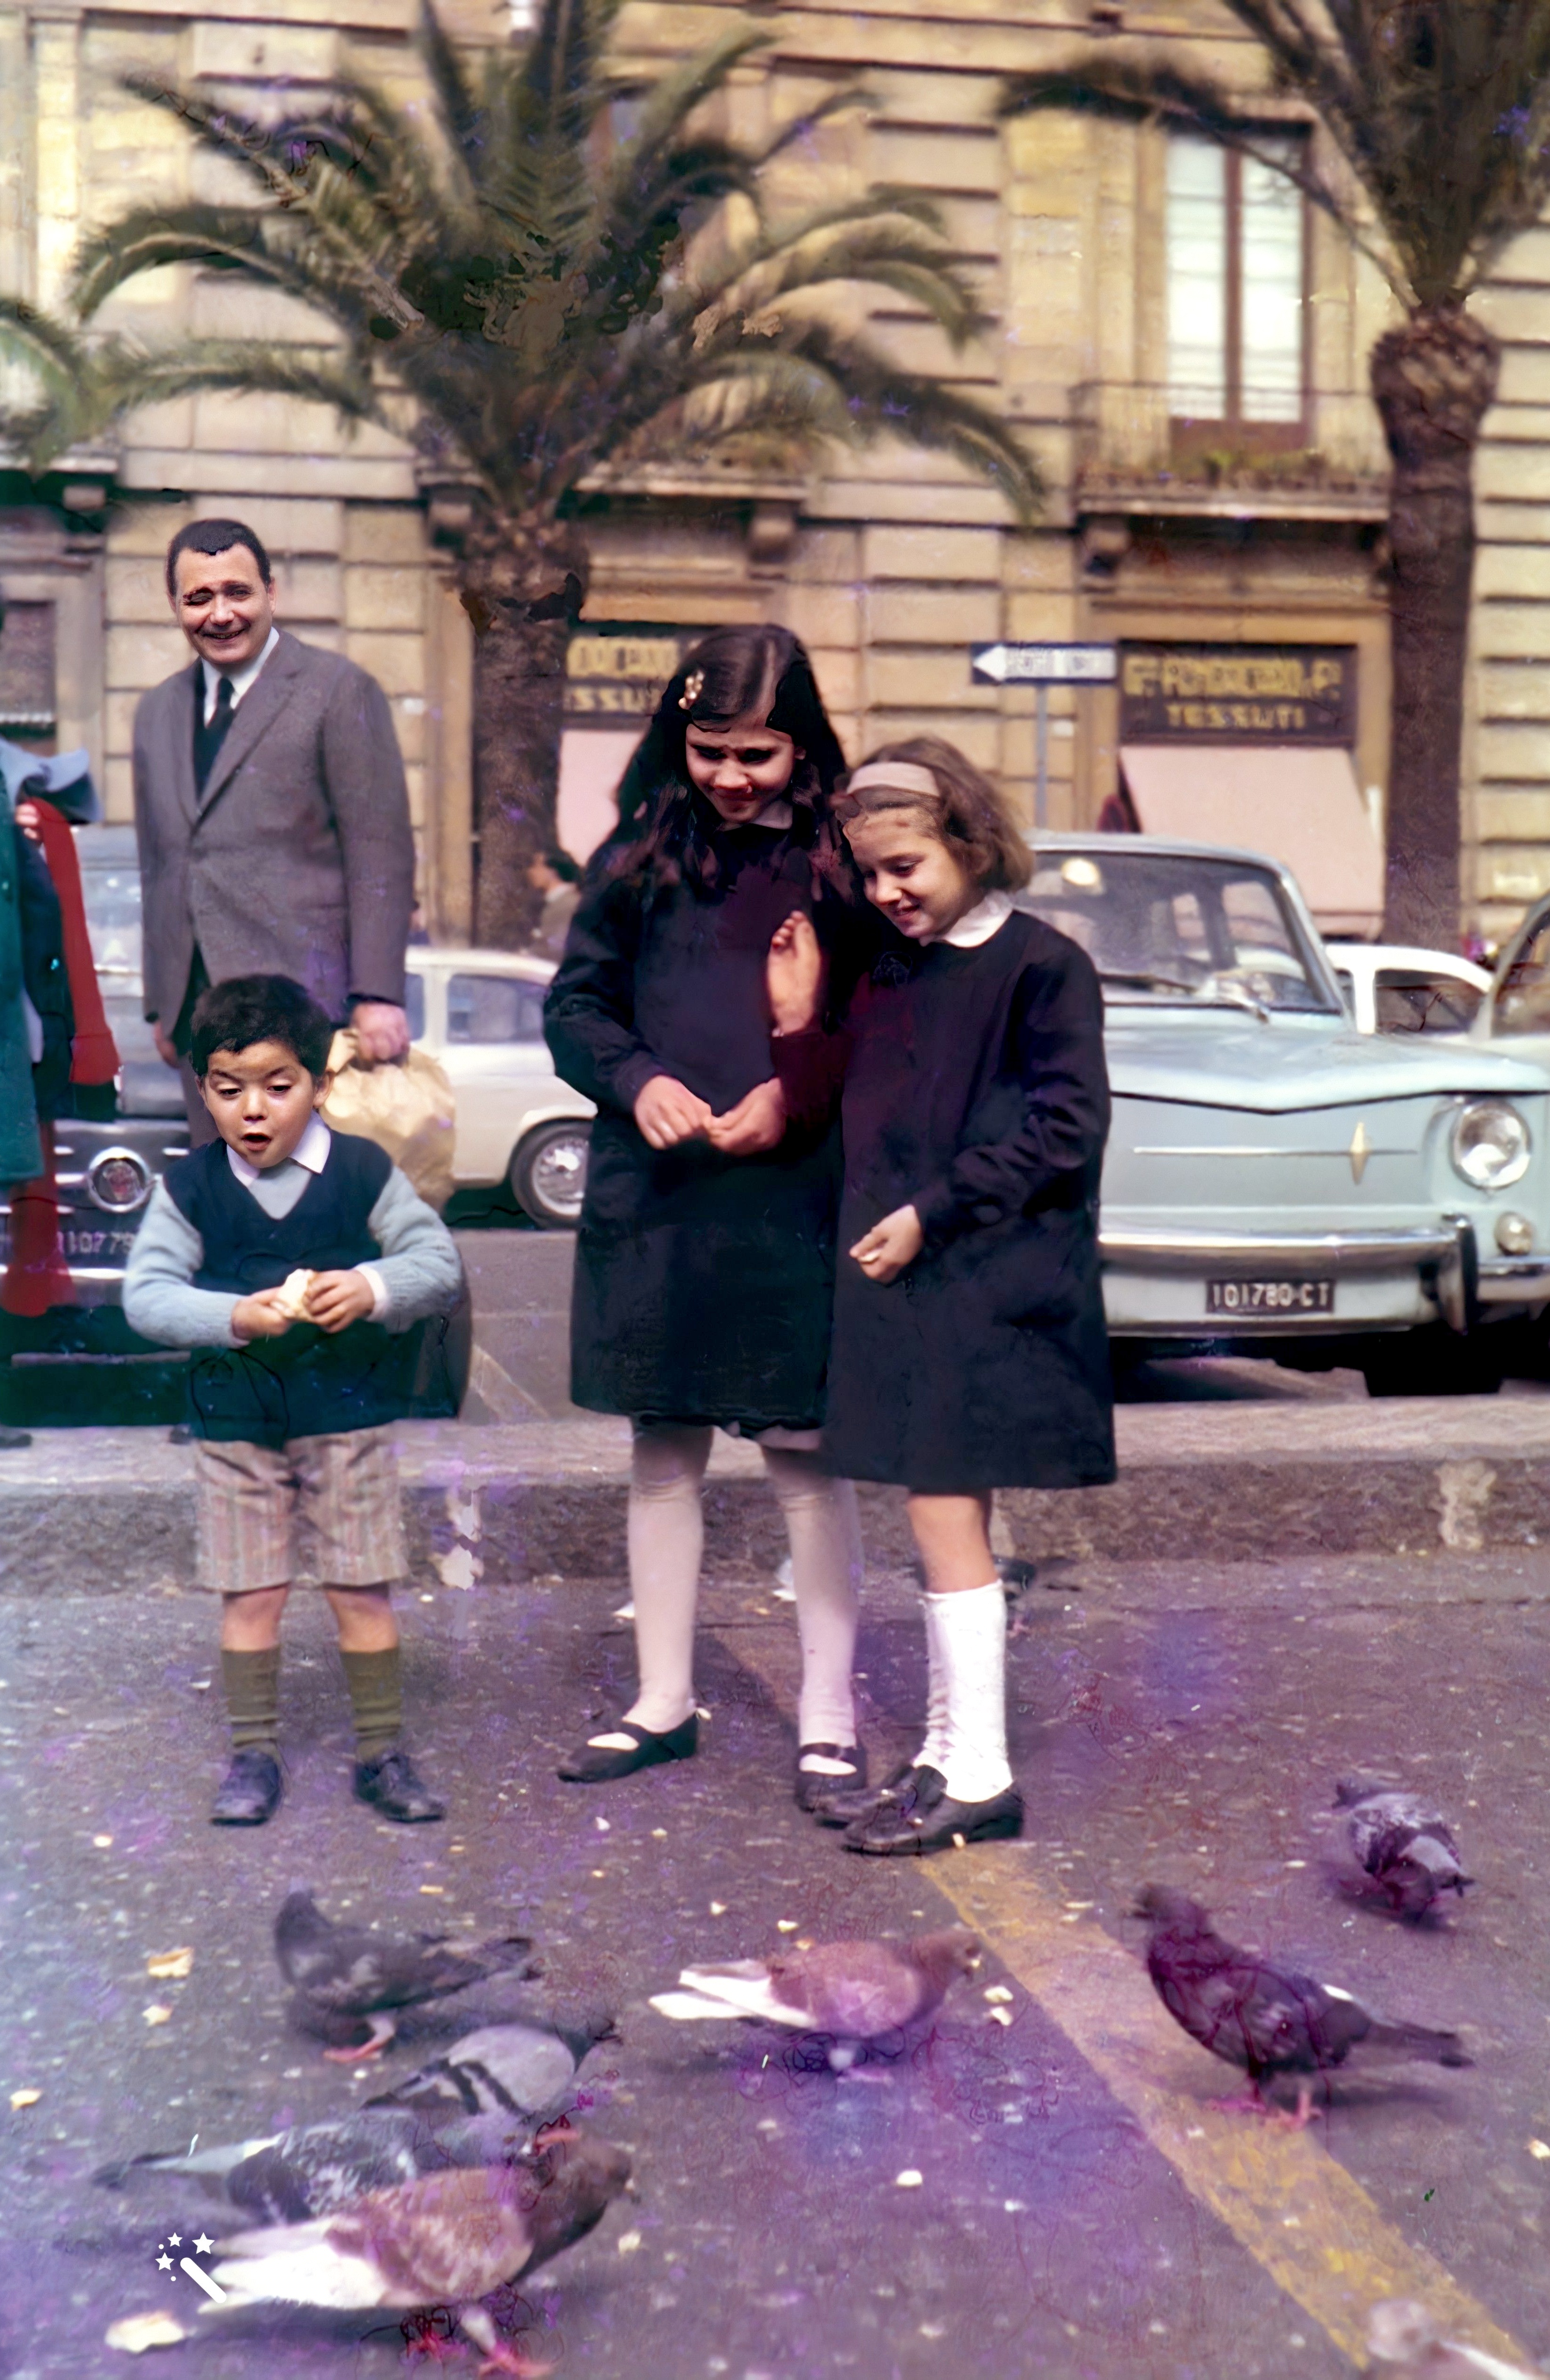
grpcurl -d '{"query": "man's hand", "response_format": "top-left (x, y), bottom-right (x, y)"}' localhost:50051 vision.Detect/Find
top-left (849, 1203), bottom-right (925, 1286)
top-left (767, 910), bottom-right (824, 1035)
top-left (232, 1288), bottom-right (295, 1341)
top-left (308, 1270), bottom-right (376, 1333)
top-left (349, 1000), bottom-right (411, 1063)
top-left (634, 1075), bottom-right (714, 1151)
top-left (705, 1078), bottom-right (787, 1157)
top-left (151, 1019), bottom-right (181, 1070)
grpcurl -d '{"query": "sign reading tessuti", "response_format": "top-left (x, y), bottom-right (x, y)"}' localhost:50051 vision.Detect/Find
top-left (1119, 642), bottom-right (1357, 744)
top-left (971, 642), bottom-right (1118, 685)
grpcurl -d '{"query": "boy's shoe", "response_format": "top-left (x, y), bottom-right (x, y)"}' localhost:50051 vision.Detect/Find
top-left (211, 1748), bottom-right (282, 1826)
top-left (353, 1748), bottom-right (446, 1823)
top-left (843, 1783), bottom-right (1024, 1857)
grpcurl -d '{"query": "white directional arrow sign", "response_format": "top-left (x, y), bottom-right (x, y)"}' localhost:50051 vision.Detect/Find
top-left (971, 641), bottom-right (1117, 685)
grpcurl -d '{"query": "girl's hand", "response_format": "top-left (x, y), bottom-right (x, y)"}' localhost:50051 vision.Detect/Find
top-left (308, 1269), bottom-right (376, 1333)
top-left (14, 799), bottom-right (43, 845)
top-left (232, 1288), bottom-right (294, 1342)
top-left (706, 1077), bottom-right (786, 1156)
top-left (635, 1075), bottom-right (715, 1150)
top-left (767, 910), bottom-right (824, 1035)
top-left (849, 1204), bottom-right (924, 1285)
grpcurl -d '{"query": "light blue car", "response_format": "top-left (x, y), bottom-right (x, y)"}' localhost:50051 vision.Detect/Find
top-left (1022, 836), bottom-right (1550, 1395)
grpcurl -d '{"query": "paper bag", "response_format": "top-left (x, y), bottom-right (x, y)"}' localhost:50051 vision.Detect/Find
top-left (321, 1029), bottom-right (457, 1212)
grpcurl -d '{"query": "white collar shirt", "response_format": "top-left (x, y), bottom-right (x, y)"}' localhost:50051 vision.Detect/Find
top-left (225, 1109), bottom-right (331, 1189)
top-left (200, 624), bottom-right (280, 724)
top-left (935, 889), bottom-right (1015, 949)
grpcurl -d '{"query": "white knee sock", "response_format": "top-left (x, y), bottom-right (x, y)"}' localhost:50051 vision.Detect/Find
top-left (915, 1593), bottom-right (952, 1775)
top-left (762, 1449), bottom-right (862, 1759)
top-left (922, 1581), bottom-right (1013, 1805)
top-left (617, 1424), bottom-right (712, 1737)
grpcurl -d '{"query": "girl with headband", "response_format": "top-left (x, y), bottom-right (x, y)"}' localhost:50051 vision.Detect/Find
top-left (545, 625), bottom-right (875, 1803)
top-left (766, 737), bottom-right (1114, 1854)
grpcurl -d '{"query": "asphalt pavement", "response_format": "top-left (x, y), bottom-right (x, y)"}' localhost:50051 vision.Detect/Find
top-left (1, 1538), bottom-right (1546, 2378)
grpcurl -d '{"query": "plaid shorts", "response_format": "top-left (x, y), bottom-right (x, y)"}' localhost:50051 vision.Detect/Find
top-left (193, 1428), bottom-right (407, 1595)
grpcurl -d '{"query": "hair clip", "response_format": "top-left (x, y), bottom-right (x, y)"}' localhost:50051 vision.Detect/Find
top-left (678, 669), bottom-right (705, 711)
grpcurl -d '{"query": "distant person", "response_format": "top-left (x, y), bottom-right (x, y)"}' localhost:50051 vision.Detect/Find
top-left (526, 847), bottom-right (582, 959)
top-left (133, 518), bottom-right (415, 1145)
top-left (124, 973), bottom-right (464, 1828)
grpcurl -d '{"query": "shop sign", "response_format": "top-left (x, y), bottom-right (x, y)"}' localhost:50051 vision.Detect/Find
top-left (565, 626), bottom-right (688, 722)
top-left (1119, 642), bottom-right (1356, 744)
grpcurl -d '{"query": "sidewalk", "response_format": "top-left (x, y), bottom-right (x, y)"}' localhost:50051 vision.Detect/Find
top-left (8, 1393), bottom-right (1550, 1594)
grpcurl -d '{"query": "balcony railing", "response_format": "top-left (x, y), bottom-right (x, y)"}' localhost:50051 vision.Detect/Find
top-left (1070, 382), bottom-right (1389, 517)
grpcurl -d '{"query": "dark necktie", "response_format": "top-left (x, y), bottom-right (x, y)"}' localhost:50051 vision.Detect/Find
top-left (193, 673), bottom-right (235, 793)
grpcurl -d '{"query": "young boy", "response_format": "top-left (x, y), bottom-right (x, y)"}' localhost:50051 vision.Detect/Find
top-left (124, 973), bottom-right (465, 1828)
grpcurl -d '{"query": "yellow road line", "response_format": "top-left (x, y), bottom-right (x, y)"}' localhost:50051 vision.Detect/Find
top-left (716, 1622), bottom-right (1531, 2374)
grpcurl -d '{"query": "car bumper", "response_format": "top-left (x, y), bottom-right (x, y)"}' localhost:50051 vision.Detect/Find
top-left (1100, 1219), bottom-right (1475, 1335)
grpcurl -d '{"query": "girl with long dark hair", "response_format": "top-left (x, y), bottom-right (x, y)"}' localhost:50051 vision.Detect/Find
top-left (544, 625), bottom-right (871, 1803)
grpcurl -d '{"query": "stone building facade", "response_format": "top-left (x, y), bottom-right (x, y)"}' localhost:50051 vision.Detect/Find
top-left (0, 0), bottom-right (1545, 941)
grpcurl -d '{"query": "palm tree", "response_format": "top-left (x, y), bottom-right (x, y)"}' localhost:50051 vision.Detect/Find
top-left (1003, 2), bottom-right (1550, 949)
top-left (62, 0), bottom-right (1038, 943)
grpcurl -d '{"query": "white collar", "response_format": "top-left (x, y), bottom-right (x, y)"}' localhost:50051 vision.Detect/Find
top-left (200, 624), bottom-right (280, 720)
top-left (225, 1110), bottom-right (331, 1186)
top-left (935, 889), bottom-right (1015, 949)
top-left (753, 796), bottom-right (793, 829)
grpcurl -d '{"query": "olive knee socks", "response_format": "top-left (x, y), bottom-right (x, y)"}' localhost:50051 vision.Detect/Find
top-left (340, 1647), bottom-right (403, 1760)
top-left (221, 1647), bottom-right (281, 1753)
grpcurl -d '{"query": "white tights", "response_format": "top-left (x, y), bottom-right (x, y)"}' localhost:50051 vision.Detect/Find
top-left (619, 1423), bottom-right (862, 1746)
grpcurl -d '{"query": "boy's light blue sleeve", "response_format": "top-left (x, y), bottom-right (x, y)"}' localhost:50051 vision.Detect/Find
top-left (122, 1180), bottom-right (244, 1349)
top-left (363, 1167), bottom-right (464, 1328)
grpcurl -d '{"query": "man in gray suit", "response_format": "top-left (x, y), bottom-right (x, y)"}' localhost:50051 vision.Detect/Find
top-left (133, 517), bottom-right (415, 1141)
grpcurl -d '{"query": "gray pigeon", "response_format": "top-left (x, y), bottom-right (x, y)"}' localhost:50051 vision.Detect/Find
top-left (1334, 1779), bottom-right (1473, 1919)
top-left (651, 1928), bottom-right (980, 2065)
top-left (1363, 2299), bottom-right (1537, 2377)
top-left (367, 2011), bottom-right (617, 2120)
top-left (1134, 1886), bottom-right (1471, 2127)
top-left (92, 2107), bottom-right (539, 2225)
top-left (275, 1889), bottom-right (539, 2060)
top-left (203, 2130), bottom-right (631, 2370)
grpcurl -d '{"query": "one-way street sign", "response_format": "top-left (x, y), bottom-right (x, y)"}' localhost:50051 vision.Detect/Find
top-left (972, 641), bottom-right (1117, 685)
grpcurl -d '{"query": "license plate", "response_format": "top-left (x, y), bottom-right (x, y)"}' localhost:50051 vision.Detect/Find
top-left (1207, 1277), bottom-right (1334, 1315)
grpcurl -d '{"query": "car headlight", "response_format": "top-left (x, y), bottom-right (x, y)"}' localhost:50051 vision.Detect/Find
top-left (86, 1148), bottom-right (151, 1213)
top-left (1451, 1100), bottom-right (1531, 1190)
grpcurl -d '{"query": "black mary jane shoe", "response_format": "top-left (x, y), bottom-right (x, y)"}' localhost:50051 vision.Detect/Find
top-left (557, 1714), bottom-right (698, 1785)
top-left (353, 1747), bottom-right (447, 1823)
top-left (795, 1743), bottom-right (867, 1814)
top-left (844, 1783), bottom-right (1024, 1857)
top-left (810, 1759), bottom-right (944, 1831)
top-left (211, 1747), bottom-right (283, 1827)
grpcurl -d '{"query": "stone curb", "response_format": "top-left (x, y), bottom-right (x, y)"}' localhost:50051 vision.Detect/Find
top-left (1, 1408), bottom-right (1546, 1593)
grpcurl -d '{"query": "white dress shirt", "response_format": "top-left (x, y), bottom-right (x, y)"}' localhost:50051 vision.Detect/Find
top-left (200, 624), bottom-right (280, 724)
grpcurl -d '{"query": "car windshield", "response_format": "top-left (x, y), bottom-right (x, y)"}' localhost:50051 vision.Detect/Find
top-left (1022, 847), bottom-right (1340, 1016)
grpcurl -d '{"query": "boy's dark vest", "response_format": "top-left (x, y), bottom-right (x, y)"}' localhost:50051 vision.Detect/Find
top-left (163, 1133), bottom-right (456, 1445)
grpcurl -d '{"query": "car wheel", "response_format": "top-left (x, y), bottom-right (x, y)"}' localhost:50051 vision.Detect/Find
top-left (1359, 1327), bottom-right (1505, 1398)
top-left (510, 1121), bottom-right (589, 1229)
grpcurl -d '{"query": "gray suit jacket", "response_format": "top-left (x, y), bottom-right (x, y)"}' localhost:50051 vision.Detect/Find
top-left (132, 629), bottom-right (414, 1029)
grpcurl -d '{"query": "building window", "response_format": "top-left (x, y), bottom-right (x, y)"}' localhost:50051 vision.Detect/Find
top-left (1166, 133), bottom-right (1306, 440)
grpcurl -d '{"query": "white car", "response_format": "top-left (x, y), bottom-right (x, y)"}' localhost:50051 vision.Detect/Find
top-left (1326, 943), bottom-right (1492, 1038)
top-left (404, 947), bottom-right (593, 1227)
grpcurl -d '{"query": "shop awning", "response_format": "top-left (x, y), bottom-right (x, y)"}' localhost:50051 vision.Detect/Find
top-left (1118, 744), bottom-right (1382, 938)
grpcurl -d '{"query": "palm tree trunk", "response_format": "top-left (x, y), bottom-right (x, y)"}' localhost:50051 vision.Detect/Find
top-left (461, 514), bottom-right (589, 949)
top-left (1370, 306), bottom-right (1499, 949)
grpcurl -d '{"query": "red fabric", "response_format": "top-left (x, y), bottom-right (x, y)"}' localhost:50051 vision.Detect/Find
top-left (0, 1122), bottom-right (71, 1315)
top-left (28, 799), bottom-right (118, 1084)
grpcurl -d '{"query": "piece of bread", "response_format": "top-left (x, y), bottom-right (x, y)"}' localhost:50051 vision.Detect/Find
top-left (273, 1267), bottom-right (316, 1321)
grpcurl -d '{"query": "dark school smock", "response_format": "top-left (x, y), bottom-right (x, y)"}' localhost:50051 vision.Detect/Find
top-left (545, 807), bottom-right (865, 1431)
top-left (775, 907), bottom-right (1116, 1491)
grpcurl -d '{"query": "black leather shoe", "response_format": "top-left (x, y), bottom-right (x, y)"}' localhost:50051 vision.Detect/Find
top-left (795, 1743), bottom-right (867, 1813)
top-left (557, 1714), bottom-right (698, 1783)
top-left (354, 1748), bottom-right (446, 1822)
top-left (844, 1783), bottom-right (1024, 1857)
top-left (811, 1759), bottom-right (944, 1830)
top-left (211, 1747), bottom-right (282, 1826)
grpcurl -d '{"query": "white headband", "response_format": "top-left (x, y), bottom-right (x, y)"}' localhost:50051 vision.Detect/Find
top-left (845, 760), bottom-right (942, 801)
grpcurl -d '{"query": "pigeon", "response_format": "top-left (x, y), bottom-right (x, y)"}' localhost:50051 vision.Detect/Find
top-left (93, 2107), bottom-right (541, 2224)
top-left (367, 2012), bottom-right (618, 2121)
top-left (204, 2130), bottom-right (631, 2373)
top-left (650, 1928), bottom-right (980, 2066)
top-left (1334, 1779), bottom-right (1473, 1919)
top-left (1133, 1886), bottom-right (1471, 2127)
top-left (1364, 2299), bottom-right (1539, 2378)
top-left (275, 1889), bottom-right (539, 2059)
